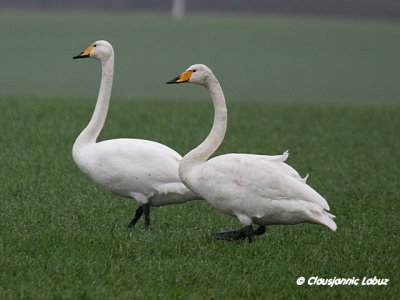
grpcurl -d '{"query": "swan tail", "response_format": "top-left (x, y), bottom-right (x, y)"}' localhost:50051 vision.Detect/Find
top-left (325, 211), bottom-right (336, 219)
top-left (316, 210), bottom-right (337, 231)
top-left (301, 200), bottom-right (337, 231)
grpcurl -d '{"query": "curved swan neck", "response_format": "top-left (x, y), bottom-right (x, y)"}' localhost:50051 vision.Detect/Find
top-left (74, 55), bottom-right (114, 147)
top-left (180, 76), bottom-right (227, 176)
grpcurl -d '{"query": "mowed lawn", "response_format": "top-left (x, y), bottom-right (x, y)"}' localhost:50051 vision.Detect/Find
top-left (0, 97), bottom-right (399, 299)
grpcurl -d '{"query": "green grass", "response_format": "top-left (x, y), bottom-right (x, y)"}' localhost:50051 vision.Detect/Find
top-left (0, 97), bottom-right (399, 299)
top-left (0, 11), bottom-right (400, 105)
top-left (1, 9), bottom-right (399, 299)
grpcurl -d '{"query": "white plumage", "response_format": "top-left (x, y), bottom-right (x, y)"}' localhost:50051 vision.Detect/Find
top-left (167, 64), bottom-right (336, 242)
top-left (72, 41), bottom-right (199, 228)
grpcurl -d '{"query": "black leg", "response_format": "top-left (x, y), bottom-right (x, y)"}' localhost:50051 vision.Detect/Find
top-left (245, 225), bottom-right (254, 243)
top-left (143, 203), bottom-right (151, 229)
top-left (127, 206), bottom-right (143, 228)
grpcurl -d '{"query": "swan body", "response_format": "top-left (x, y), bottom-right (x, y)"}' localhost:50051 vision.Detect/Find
top-left (73, 138), bottom-right (195, 207)
top-left (167, 64), bottom-right (336, 241)
top-left (72, 41), bottom-right (199, 228)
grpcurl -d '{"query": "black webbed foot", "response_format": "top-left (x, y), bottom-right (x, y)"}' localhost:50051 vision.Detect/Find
top-left (213, 225), bottom-right (266, 243)
top-left (213, 228), bottom-right (246, 241)
top-left (254, 225), bottom-right (266, 236)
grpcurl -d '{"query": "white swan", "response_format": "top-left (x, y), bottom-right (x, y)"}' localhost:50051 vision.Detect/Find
top-left (167, 64), bottom-right (336, 242)
top-left (72, 40), bottom-right (199, 229)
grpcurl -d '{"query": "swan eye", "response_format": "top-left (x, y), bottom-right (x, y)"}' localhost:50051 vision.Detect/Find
top-left (192, 70), bottom-right (197, 73)
top-left (93, 44), bottom-right (97, 47)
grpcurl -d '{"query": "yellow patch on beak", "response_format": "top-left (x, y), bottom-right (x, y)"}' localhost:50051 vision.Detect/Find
top-left (73, 45), bottom-right (94, 59)
top-left (81, 45), bottom-right (94, 57)
top-left (176, 70), bottom-right (193, 83)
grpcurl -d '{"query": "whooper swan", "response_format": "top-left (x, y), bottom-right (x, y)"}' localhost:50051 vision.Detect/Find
top-left (167, 64), bottom-right (336, 242)
top-left (72, 41), bottom-right (199, 229)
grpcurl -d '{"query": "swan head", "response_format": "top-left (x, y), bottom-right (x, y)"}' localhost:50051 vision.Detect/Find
top-left (166, 64), bottom-right (215, 86)
top-left (73, 40), bottom-right (114, 60)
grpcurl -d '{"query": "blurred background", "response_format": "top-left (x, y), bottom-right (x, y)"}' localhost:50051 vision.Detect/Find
top-left (0, 0), bottom-right (399, 104)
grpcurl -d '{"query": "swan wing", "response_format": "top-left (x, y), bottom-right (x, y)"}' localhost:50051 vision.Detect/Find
top-left (193, 154), bottom-right (330, 211)
top-left (227, 150), bottom-right (308, 183)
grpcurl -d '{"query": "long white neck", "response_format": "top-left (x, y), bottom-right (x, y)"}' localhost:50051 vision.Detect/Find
top-left (74, 55), bottom-right (114, 148)
top-left (179, 76), bottom-right (227, 180)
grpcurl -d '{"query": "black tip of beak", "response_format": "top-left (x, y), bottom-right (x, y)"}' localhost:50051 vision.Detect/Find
top-left (73, 52), bottom-right (89, 59)
top-left (166, 76), bottom-right (180, 84)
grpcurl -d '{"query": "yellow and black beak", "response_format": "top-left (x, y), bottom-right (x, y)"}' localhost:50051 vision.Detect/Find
top-left (166, 70), bottom-right (193, 84)
top-left (73, 45), bottom-right (94, 59)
